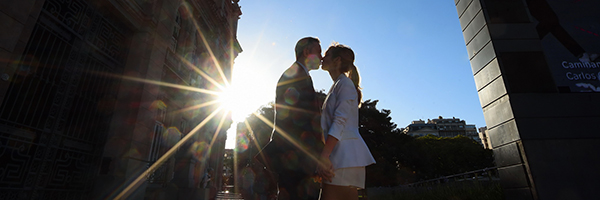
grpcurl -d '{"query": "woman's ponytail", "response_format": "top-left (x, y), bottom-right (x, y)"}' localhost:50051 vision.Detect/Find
top-left (349, 64), bottom-right (362, 107)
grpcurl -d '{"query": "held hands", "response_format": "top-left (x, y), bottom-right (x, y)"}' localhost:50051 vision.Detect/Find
top-left (319, 135), bottom-right (338, 182)
top-left (317, 154), bottom-right (335, 182)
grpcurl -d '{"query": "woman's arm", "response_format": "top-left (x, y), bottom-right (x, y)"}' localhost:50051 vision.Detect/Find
top-left (319, 78), bottom-right (358, 182)
top-left (319, 135), bottom-right (338, 182)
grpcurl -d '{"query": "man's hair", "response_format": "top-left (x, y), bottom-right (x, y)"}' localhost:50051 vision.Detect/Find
top-left (295, 37), bottom-right (320, 60)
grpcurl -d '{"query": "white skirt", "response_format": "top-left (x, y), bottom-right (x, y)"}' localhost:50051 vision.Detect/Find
top-left (324, 166), bottom-right (365, 189)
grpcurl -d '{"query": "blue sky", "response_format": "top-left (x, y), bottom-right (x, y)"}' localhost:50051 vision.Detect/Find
top-left (224, 0), bottom-right (485, 148)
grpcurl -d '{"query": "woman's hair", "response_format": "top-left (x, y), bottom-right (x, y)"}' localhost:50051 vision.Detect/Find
top-left (326, 43), bottom-right (362, 107)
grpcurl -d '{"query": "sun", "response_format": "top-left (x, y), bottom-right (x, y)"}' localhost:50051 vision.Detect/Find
top-left (218, 61), bottom-right (276, 122)
top-left (216, 80), bottom-right (257, 123)
top-left (218, 57), bottom-right (278, 149)
top-left (217, 85), bottom-right (241, 116)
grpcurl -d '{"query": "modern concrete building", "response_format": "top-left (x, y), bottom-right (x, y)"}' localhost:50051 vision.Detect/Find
top-left (478, 126), bottom-right (492, 149)
top-left (0, 0), bottom-right (242, 199)
top-left (454, 0), bottom-right (599, 199)
top-left (403, 117), bottom-right (481, 144)
top-left (429, 117), bottom-right (479, 141)
top-left (403, 119), bottom-right (439, 137)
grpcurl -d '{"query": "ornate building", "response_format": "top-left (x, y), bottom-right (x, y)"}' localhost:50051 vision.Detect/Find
top-left (0, 0), bottom-right (242, 199)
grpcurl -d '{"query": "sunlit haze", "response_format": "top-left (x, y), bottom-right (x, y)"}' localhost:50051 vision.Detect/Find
top-left (224, 0), bottom-right (486, 149)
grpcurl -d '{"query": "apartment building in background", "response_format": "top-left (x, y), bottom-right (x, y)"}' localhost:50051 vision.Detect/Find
top-left (478, 127), bottom-right (492, 149)
top-left (403, 116), bottom-right (482, 145)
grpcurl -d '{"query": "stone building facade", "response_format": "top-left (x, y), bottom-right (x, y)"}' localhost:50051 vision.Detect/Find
top-left (0, 0), bottom-right (241, 199)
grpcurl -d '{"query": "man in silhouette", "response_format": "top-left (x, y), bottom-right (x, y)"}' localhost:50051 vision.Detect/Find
top-left (257, 37), bottom-right (325, 200)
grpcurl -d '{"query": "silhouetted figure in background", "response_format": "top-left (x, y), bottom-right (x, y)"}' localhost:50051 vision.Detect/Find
top-left (200, 168), bottom-right (217, 200)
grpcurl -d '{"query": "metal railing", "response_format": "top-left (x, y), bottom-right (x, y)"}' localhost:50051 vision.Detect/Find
top-left (366, 167), bottom-right (501, 199)
top-left (405, 167), bottom-right (499, 187)
top-left (146, 162), bottom-right (169, 185)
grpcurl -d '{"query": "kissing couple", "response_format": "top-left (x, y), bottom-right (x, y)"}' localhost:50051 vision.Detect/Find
top-left (256, 37), bottom-right (376, 200)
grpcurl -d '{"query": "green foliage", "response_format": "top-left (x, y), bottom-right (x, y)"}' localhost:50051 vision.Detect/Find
top-left (358, 100), bottom-right (494, 186)
top-left (235, 103), bottom-right (275, 167)
top-left (359, 100), bottom-right (412, 186)
top-left (408, 135), bottom-right (495, 180)
top-left (236, 97), bottom-right (495, 188)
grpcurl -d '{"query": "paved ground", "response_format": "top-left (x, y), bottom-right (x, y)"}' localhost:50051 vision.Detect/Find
top-left (215, 191), bottom-right (244, 200)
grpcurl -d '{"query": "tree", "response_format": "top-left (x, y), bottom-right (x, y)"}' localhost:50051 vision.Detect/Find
top-left (236, 97), bottom-right (495, 188)
top-left (405, 135), bottom-right (495, 180)
top-left (235, 103), bottom-right (275, 168)
top-left (358, 100), bottom-right (422, 186)
top-left (357, 100), bottom-right (495, 185)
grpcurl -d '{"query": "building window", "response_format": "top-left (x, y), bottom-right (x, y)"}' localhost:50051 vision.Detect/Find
top-left (150, 100), bottom-right (167, 161)
top-left (173, 11), bottom-right (181, 38)
top-left (180, 118), bottom-right (188, 135)
top-left (156, 106), bottom-right (167, 122)
top-left (170, 11), bottom-right (181, 51)
top-left (149, 122), bottom-right (165, 162)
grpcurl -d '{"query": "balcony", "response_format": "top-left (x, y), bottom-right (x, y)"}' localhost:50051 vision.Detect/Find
top-left (146, 162), bottom-right (169, 186)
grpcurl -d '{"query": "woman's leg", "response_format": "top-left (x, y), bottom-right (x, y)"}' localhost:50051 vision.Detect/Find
top-left (320, 183), bottom-right (358, 200)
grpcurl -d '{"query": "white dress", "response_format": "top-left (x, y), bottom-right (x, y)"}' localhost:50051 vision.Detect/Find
top-left (321, 74), bottom-right (376, 188)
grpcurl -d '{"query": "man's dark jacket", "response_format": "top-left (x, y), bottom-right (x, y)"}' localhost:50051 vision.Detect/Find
top-left (257, 62), bottom-right (324, 175)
